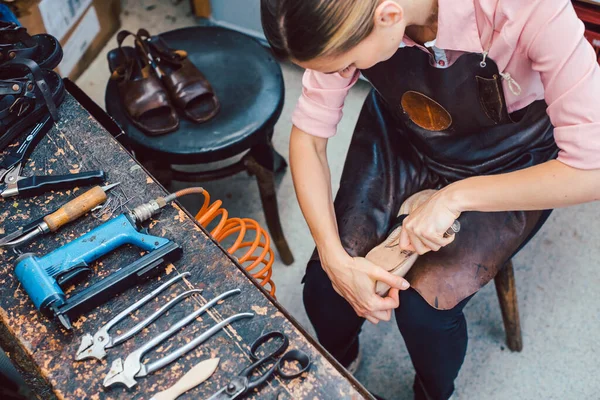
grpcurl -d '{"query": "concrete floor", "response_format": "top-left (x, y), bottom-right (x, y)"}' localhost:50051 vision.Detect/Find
top-left (77, 1), bottom-right (600, 399)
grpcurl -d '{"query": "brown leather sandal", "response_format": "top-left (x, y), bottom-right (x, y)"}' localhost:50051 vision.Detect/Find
top-left (137, 29), bottom-right (220, 124)
top-left (107, 30), bottom-right (179, 136)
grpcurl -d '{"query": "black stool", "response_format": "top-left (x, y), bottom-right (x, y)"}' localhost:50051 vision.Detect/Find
top-left (105, 26), bottom-right (293, 265)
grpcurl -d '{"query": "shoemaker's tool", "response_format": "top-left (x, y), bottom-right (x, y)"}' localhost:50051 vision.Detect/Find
top-left (0, 182), bottom-right (120, 249)
top-left (207, 331), bottom-right (311, 400)
top-left (103, 289), bottom-right (251, 389)
top-left (14, 195), bottom-right (186, 330)
top-left (373, 202), bottom-right (461, 297)
top-left (0, 115), bottom-right (106, 198)
top-left (76, 272), bottom-right (200, 361)
top-left (150, 358), bottom-right (220, 400)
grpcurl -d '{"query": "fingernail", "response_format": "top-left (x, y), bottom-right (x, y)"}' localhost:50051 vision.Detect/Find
top-left (402, 281), bottom-right (410, 289)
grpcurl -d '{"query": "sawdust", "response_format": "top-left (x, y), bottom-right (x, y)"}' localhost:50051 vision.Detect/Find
top-left (251, 305), bottom-right (268, 316)
top-left (175, 210), bottom-right (186, 223)
top-left (165, 263), bottom-right (176, 274)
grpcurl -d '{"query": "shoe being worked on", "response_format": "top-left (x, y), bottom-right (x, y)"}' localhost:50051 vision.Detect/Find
top-left (366, 190), bottom-right (439, 296)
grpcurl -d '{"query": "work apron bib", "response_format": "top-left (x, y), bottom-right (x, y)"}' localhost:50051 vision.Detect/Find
top-left (313, 46), bottom-right (559, 310)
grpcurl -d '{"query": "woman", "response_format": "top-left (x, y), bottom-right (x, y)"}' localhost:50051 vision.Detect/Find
top-left (261, 0), bottom-right (600, 399)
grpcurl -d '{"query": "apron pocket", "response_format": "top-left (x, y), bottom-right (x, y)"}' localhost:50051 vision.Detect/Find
top-left (400, 91), bottom-right (452, 131)
top-left (476, 75), bottom-right (507, 124)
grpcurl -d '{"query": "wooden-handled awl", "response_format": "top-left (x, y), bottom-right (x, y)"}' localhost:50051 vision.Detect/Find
top-left (150, 358), bottom-right (220, 400)
top-left (0, 182), bottom-right (120, 249)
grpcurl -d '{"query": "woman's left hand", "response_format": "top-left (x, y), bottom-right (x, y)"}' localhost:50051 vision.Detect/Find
top-left (399, 188), bottom-right (462, 255)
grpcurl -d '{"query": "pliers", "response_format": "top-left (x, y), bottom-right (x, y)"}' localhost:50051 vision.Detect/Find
top-left (76, 273), bottom-right (199, 361)
top-left (102, 289), bottom-right (252, 389)
top-left (0, 115), bottom-right (105, 198)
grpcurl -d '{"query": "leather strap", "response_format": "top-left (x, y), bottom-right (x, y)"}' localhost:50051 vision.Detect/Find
top-left (1, 59), bottom-right (58, 121)
top-left (0, 79), bottom-right (25, 96)
top-left (138, 29), bottom-right (185, 66)
top-left (0, 22), bottom-right (37, 47)
top-left (120, 72), bottom-right (171, 119)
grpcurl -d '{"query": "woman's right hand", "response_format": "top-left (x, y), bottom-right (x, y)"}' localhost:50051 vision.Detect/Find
top-left (322, 254), bottom-right (411, 324)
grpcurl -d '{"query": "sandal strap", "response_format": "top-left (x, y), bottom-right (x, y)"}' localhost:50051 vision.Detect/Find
top-left (138, 29), bottom-right (186, 65)
top-left (1, 59), bottom-right (59, 121)
top-left (0, 44), bottom-right (38, 63)
top-left (0, 22), bottom-right (38, 49)
top-left (115, 30), bottom-right (150, 81)
top-left (0, 79), bottom-right (26, 96)
top-left (121, 74), bottom-right (172, 119)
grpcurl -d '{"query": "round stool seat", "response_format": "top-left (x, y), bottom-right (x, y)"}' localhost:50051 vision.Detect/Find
top-left (105, 26), bottom-right (284, 164)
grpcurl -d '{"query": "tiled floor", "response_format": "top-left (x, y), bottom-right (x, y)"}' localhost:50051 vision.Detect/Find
top-left (77, 1), bottom-right (600, 399)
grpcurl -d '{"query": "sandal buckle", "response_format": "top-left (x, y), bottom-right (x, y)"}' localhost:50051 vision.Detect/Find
top-left (9, 97), bottom-right (31, 117)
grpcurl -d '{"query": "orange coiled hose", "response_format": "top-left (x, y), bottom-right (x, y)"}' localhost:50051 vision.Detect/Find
top-left (171, 187), bottom-right (276, 297)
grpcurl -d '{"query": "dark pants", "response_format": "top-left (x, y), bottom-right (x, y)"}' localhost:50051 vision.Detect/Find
top-left (303, 259), bottom-right (474, 400)
top-left (302, 208), bottom-right (552, 399)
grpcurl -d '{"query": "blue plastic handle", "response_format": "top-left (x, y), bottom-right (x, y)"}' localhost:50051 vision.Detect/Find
top-left (41, 214), bottom-right (169, 278)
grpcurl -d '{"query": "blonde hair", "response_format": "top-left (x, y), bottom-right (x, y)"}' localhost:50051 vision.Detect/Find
top-left (261, 0), bottom-right (380, 61)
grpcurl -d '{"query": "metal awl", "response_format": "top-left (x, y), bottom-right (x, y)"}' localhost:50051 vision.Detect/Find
top-left (0, 182), bottom-right (120, 249)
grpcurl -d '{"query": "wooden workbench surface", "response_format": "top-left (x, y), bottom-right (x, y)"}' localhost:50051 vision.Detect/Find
top-left (0, 92), bottom-right (370, 400)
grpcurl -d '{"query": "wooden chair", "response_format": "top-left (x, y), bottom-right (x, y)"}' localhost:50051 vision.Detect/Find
top-left (494, 259), bottom-right (523, 351)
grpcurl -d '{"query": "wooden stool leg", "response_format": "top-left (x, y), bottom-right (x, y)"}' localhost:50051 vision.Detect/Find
top-left (494, 260), bottom-right (523, 352)
top-left (244, 154), bottom-right (294, 265)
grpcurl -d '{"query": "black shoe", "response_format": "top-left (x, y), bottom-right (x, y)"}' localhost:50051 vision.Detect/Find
top-left (0, 59), bottom-right (65, 150)
top-left (0, 21), bottom-right (63, 70)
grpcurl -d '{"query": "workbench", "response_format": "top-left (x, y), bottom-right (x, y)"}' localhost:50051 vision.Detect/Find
top-left (0, 82), bottom-right (371, 400)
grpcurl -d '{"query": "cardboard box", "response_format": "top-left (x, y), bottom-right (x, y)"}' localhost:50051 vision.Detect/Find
top-left (18, 0), bottom-right (121, 81)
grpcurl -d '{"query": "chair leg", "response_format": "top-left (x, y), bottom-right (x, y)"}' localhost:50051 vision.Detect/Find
top-left (494, 260), bottom-right (523, 352)
top-left (250, 130), bottom-right (288, 173)
top-left (244, 154), bottom-right (294, 265)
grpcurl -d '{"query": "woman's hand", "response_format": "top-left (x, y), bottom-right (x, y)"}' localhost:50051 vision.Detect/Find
top-left (322, 254), bottom-right (411, 324)
top-left (399, 188), bottom-right (461, 254)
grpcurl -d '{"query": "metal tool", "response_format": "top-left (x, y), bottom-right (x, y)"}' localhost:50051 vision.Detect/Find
top-left (150, 358), bottom-right (220, 400)
top-left (0, 182), bottom-right (120, 249)
top-left (76, 272), bottom-right (197, 361)
top-left (0, 115), bottom-right (106, 198)
top-left (14, 196), bottom-right (185, 330)
top-left (207, 331), bottom-right (311, 400)
top-left (103, 290), bottom-right (251, 389)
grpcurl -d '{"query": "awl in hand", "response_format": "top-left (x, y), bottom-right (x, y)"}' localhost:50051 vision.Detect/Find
top-left (0, 182), bottom-right (120, 249)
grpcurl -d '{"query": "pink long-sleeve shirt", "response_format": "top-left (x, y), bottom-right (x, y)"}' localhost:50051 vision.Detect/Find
top-left (292, 0), bottom-right (600, 170)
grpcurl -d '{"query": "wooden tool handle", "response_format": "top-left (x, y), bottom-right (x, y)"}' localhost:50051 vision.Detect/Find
top-left (43, 186), bottom-right (107, 232)
top-left (152, 358), bottom-right (220, 400)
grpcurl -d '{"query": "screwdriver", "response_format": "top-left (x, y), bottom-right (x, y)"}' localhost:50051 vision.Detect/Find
top-left (0, 182), bottom-right (120, 249)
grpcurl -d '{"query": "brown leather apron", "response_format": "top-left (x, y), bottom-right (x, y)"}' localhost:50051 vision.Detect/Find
top-left (311, 46), bottom-right (559, 310)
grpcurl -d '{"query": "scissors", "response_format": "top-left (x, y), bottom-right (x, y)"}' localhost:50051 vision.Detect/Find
top-left (207, 331), bottom-right (311, 399)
